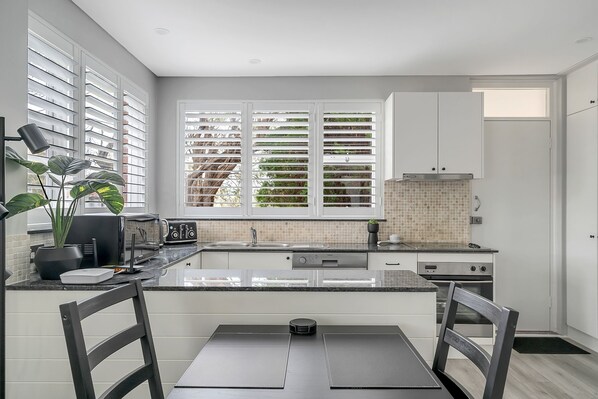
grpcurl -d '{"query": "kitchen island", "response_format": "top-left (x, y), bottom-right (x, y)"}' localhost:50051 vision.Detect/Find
top-left (6, 268), bottom-right (436, 399)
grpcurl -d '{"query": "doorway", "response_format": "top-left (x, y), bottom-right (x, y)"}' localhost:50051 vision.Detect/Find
top-left (471, 120), bottom-right (552, 332)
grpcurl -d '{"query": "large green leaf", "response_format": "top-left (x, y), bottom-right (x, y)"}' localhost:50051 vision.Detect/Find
top-left (70, 182), bottom-right (124, 214)
top-left (48, 155), bottom-right (91, 176)
top-left (69, 170), bottom-right (125, 186)
top-left (5, 146), bottom-right (49, 175)
top-left (5, 193), bottom-right (50, 218)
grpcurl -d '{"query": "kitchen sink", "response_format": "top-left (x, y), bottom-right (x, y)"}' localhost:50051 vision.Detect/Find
top-left (204, 242), bottom-right (326, 249)
top-left (205, 241), bottom-right (250, 247)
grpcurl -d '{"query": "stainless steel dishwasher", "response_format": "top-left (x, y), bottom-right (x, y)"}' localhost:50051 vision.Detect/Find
top-left (292, 253), bottom-right (368, 269)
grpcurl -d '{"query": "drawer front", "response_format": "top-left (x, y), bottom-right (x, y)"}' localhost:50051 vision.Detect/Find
top-left (368, 252), bottom-right (418, 271)
top-left (201, 252), bottom-right (229, 269)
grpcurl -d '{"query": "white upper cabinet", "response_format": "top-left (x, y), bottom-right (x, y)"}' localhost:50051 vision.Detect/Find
top-left (389, 92), bottom-right (438, 175)
top-left (385, 92), bottom-right (484, 179)
top-left (438, 92), bottom-right (484, 176)
top-left (567, 61), bottom-right (598, 116)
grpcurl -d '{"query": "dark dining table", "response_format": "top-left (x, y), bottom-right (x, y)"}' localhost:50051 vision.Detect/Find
top-left (167, 324), bottom-right (454, 399)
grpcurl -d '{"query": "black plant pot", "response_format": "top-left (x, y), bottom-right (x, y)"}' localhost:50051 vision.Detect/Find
top-left (367, 223), bottom-right (379, 244)
top-left (367, 224), bottom-right (379, 233)
top-left (34, 245), bottom-right (83, 280)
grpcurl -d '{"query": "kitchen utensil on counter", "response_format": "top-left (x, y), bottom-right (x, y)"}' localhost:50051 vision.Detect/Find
top-left (162, 219), bottom-right (198, 244)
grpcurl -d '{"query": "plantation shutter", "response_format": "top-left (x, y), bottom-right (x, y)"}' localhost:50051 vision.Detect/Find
top-left (251, 104), bottom-right (312, 215)
top-left (122, 89), bottom-right (147, 209)
top-left (26, 29), bottom-right (79, 201)
top-left (183, 104), bottom-right (243, 215)
top-left (83, 57), bottom-right (120, 208)
top-left (321, 103), bottom-right (380, 217)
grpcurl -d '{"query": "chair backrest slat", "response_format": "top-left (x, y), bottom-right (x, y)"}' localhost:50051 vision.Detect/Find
top-left (88, 323), bottom-right (145, 370)
top-left (78, 283), bottom-right (137, 320)
top-left (444, 328), bottom-right (491, 376)
top-left (99, 364), bottom-right (154, 399)
top-left (453, 287), bottom-right (502, 325)
top-left (60, 280), bottom-right (164, 399)
top-left (433, 282), bottom-right (519, 399)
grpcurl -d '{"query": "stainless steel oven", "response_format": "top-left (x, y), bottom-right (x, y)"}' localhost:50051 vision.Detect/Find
top-left (418, 261), bottom-right (494, 338)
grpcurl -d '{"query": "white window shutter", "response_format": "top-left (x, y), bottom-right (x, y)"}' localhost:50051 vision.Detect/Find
top-left (27, 30), bottom-right (79, 202)
top-left (122, 90), bottom-right (147, 209)
top-left (183, 104), bottom-right (243, 215)
top-left (251, 105), bottom-right (312, 216)
top-left (320, 103), bottom-right (380, 218)
top-left (83, 60), bottom-right (120, 209)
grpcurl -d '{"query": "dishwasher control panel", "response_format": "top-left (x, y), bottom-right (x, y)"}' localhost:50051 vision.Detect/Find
top-left (292, 253), bottom-right (368, 269)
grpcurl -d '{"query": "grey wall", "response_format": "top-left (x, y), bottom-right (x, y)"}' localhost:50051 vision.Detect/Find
top-left (155, 75), bottom-right (472, 216)
top-left (0, 0), bottom-right (158, 236)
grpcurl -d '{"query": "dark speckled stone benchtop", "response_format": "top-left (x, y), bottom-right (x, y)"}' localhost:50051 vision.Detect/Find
top-left (7, 241), bottom-right (493, 291)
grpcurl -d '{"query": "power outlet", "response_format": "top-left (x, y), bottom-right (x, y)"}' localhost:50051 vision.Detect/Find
top-left (470, 216), bottom-right (483, 225)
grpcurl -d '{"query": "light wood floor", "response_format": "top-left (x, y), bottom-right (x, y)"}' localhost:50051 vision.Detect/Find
top-left (446, 341), bottom-right (598, 398)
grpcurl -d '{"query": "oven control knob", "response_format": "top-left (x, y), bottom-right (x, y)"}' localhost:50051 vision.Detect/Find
top-left (298, 257), bottom-right (307, 264)
top-left (470, 265), bottom-right (477, 272)
top-left (480, 266), bottom-right (487, 272)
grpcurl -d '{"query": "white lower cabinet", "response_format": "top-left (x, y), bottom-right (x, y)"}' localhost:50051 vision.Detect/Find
top-left (201, 252), bottom-right (229, 269)
top-left (168, 253), bottom-right (202, 270)
top-left (367, 252), bottom-right (418, 271)
top-left (228, 252), bottom-right (293, 270)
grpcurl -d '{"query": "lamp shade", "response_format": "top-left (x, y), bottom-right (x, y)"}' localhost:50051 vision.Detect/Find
top-left (0, 203), bottom-right (8, 221)
top-left (17, 123), bottom-right (49, 154)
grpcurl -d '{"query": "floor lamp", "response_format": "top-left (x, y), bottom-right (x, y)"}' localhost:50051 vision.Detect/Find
top-left (0, 116), bottom-right (49, 398)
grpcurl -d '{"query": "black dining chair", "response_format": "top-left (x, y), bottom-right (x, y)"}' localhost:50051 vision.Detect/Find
top-left (59, 280), bottom-right (164, 399)
top-left (433, 282), bottom-right (519, 399)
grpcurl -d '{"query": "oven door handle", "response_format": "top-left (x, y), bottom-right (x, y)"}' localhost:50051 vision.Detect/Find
top-left (426, 280), bottom-right (493, 284)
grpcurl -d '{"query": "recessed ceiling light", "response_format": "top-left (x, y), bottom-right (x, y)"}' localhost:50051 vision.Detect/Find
top-left (575, 36), bottom-right (593, 44)
top-left (249, 58), bottom-right (262, 64)
top-left (154, 28), bottom-right (170, 36)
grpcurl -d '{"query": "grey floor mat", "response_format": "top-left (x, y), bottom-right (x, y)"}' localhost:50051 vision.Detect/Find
top-left (323, 333), bottom-right (440, 389)
top-left (176, 333), bottom-right (291, 389)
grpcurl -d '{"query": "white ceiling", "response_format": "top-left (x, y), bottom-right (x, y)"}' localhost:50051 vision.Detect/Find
top-left (72, 0), bottom-right (598, 77)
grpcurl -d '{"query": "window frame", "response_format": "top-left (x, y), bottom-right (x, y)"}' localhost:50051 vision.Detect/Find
top-left (177, 99), bottom-right (384, 220)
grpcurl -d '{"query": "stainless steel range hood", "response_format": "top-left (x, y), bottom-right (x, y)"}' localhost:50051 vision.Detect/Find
top-left (399, 173), bottom-right (474, 181)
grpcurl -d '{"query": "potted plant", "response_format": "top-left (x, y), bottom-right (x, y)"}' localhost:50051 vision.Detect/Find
top-left (367, 219), bottom-right (379, 244)
top-left (4, 147), bottom-right (124, 279)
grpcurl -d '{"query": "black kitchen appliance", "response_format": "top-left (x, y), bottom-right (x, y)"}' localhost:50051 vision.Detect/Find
top-left (162, 219), bottom-right (198, 244)
top-left (65, 214), bottom-right (161, 267)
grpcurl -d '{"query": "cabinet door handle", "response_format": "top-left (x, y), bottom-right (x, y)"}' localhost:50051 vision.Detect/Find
top-left (286, 257), bottom-right (290, 260)
top-left (441, 167), bottom-right (446, 171)
top-left (385, 262), bottom-right (401, 266)
top-left (591, 100), bottom-right (596, 104)
top-left (591, 235), bottom-right (596, 239)
top-left (186, 262), bottom-right (191, 267)
top-left (432, 167), bottom-right (436, 171)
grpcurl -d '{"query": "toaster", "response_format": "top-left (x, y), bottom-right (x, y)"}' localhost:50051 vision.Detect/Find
top-left (162, 220), bottom-right (198, 244)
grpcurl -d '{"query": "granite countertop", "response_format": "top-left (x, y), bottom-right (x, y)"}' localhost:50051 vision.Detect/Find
top-left (7, 240), bottom-right (493, 291)
top-left (198, 242), bottom-right (497, 253)
top-left (9, 266), bottom-right (436, 293)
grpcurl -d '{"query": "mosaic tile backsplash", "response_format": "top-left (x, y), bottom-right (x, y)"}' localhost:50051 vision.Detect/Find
top-left (195, 180), bottom-right (471, 244)
top-left (5, 232), bottom-right (53, 284)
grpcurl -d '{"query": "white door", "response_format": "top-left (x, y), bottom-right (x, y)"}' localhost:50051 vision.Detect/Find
top-left (566, 109), bottom-right (598, 337)
top-left (438, 92), bottom-right (483, 177)
top-left (472, 120), bottom-right (551, 332)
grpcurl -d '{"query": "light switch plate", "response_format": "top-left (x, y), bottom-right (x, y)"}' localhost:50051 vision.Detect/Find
top-left (470, 216), bottom-right (483, 224)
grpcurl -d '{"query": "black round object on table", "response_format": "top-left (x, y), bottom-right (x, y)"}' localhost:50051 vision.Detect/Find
top-left (289, 318), bottom-right (317, 335)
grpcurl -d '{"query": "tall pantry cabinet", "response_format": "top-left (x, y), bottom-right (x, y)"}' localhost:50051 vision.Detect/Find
top-left (566, 60), bottom-right (598, 338)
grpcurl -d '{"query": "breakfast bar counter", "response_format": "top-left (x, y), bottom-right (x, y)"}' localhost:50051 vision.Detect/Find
top-left (6, 267), bottom-right (437, 399)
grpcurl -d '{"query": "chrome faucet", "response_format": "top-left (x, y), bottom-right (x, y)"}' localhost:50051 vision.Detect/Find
top-left (250, 227), bottom-right (258, 246)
